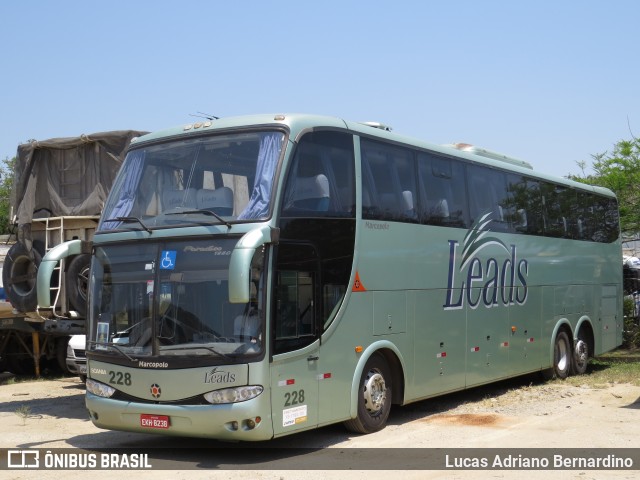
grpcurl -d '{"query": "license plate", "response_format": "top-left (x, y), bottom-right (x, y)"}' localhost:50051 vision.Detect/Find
top-left (140, 414), bottom-right (170, 429)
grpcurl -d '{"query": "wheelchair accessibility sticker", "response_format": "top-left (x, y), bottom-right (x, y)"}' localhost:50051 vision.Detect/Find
top-left (160, 251), bottom-right (177, 270)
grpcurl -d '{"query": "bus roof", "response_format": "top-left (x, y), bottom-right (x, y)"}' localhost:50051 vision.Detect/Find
top-left (130, 113), bottom-right (616, 199)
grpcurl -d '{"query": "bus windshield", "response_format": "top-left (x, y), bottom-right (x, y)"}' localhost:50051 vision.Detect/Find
top-left (99, 131), bottom-right (285, 231)
top-left (88, 238), bottom-right (265, 365)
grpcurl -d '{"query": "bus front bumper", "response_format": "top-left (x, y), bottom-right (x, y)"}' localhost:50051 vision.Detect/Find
top-left (85, 392), bottom-right (274, 441)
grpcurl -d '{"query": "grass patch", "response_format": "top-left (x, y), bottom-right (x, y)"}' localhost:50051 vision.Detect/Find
top-left (565, 350), bottom-right (640, 387)
top-left (0, 373), bottom-right (67, 385)
top-left (14, 405), bottom-right (32, 425)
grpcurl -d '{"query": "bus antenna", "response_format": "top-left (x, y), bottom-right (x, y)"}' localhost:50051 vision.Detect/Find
top-left (190, 112), bottom-right (220, 120)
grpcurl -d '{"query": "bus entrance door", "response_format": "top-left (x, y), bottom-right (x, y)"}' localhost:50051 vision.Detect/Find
top-left (270, 244), bottom-right (321, 436)
top-left (270, 343), bottom-right (320, 437)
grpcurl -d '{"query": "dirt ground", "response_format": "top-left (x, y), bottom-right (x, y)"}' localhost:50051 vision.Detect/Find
top-left (1, 372), bottom-right (639, 480)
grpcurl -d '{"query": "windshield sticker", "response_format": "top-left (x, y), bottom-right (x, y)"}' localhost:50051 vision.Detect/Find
top-left (160, 250), bottom-right (177, 270)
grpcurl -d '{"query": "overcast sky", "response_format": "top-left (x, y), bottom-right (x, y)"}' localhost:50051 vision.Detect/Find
top-left (1, 1), bottom-right (638, 178)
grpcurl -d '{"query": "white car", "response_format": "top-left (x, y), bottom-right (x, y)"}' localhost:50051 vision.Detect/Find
top-left (66, 334), bottom-right (87, 382)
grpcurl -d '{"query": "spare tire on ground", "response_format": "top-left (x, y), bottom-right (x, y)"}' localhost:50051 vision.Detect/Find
top-left (2, 242), bottom-right (42, 312)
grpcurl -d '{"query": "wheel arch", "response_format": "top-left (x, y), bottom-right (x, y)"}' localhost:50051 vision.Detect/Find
top-left (575, 315), bottom-right (595, 356)
top-left (548, 318), bottom-right (574, 368)
top-left (349, 341), bottom-right (406, 419)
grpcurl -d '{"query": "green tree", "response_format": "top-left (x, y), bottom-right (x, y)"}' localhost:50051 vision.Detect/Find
top-left (0, 156), bottom-right (16, 234)
top-left (570, 137), bottom-right (640, 236)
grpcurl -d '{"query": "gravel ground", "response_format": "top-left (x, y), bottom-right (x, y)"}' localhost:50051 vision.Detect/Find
top-left (1, 372), bottom-right (639, 480)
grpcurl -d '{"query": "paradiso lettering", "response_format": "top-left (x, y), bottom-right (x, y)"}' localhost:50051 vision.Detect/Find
top-left (443, 213), bottom-right (529, 310)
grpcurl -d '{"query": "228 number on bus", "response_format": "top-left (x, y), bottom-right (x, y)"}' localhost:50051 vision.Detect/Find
top-left (108, 371), bottom-right (132, 386)
top-left (284, 389), bottom-right (305, 407)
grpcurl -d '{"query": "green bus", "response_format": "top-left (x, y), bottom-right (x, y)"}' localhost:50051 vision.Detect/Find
top-left (58, 114), bottom-right (621, 440)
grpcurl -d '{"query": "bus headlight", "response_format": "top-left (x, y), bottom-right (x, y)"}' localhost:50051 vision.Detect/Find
top-left (86, 378), bottom-right (116, 398)
top-left (204, 386), bottom-right (263, 404)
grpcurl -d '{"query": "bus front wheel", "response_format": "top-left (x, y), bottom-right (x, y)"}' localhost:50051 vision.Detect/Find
top-left (344, 353), bottom-right (392, 434)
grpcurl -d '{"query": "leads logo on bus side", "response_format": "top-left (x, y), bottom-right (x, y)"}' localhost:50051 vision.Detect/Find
top-left (443, 213), bottom-right (529, 310)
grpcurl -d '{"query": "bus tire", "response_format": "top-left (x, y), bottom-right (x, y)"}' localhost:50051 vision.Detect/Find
top-left (572, 333), bottom-right (589, 375)
top-left (344, 353), bottom-right (392, 434)
top-left (552, 331), bottom-right (572, 379)
top-left (2, 242), bottom-right (42, 313)
top-left (66, 254), bottom-right (91, 318)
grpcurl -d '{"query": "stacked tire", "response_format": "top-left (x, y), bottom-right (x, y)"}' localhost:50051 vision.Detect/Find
top-left (2, 242), bottom-right (41, 312)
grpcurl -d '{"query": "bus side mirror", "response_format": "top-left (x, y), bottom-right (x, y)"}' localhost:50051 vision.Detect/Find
top-left (228, 226), bottom-right (279, 303)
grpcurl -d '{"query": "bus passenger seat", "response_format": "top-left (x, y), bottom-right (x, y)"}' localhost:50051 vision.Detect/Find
top-left (577, 217), bottom-right (585, 238)
top-left (292, 174), bottom-right (330, 211)
top-left (162, 188), bottom-right (197, 211)
top-left (196, 187), bottom-right (234, 215)
top-left (517, 208), bottom-right (528, 229)
top-left (434, 199), bottom-right (450, 220)
top-left (402, 190), bottom-right (416, 218)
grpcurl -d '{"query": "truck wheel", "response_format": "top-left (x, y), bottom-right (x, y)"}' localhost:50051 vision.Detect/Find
top-left (2, 242), bottom-right (41, 312)
top-left (66, 254), bottom-right (91, 317)
top-left (344, 353), bottom-right (392, 434)
top-left (56, 336), bottom-right (70, 373)
top-left (5, 334), bottom-right (33, 375)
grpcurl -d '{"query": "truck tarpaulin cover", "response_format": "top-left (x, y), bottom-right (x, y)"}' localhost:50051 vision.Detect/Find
top-left (12, 130), bottom-right (147, 241)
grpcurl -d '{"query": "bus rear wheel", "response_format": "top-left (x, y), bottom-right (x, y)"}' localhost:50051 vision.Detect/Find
top-left (344, 353), bottom-right (392, 434)
top-left (552, 331), bottom-right (572, 379)
top-left (572, 335), bottom-right (589, 375)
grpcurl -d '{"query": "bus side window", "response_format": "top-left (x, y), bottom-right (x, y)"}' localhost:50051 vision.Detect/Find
top-left (418, 153), bottom-right (468, 228)
top-left (281, 131), bottom-right (355, 218)
top-left (361, 140), bottom-right (417, 223)
top-left (506, 174), bottom-right (543, 235)
top-left (592, 197), bottom-right (620, 243)
top-left (541, 184), bottom-right (576, 238)
top-left (466, 164), bottom-right (509, 231)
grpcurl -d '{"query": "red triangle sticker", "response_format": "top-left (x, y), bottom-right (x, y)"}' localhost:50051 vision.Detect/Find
top-left (352, 271), bottom-right (367, 292)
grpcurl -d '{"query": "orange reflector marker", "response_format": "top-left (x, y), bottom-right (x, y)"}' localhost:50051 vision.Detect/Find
top-left (352, 271), bottom-right (366, 292)
top-left (355, 345), bottom-right (363, 353)
top-left (511, 326), bottom-right (517, 333)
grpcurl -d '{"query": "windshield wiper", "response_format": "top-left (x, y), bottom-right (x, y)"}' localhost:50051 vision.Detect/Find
top-left (166, 209), bottom-right (232, 229)
top-left (102, 216), bottom-right (152, 233)
top-left (159, 344), bottom-right (234, 359)
top-left (86, 340), bottom-right (139, 362)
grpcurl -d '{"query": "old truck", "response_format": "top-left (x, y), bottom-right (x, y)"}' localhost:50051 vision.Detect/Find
top-left (0, 130), bottom-right (146, 375)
